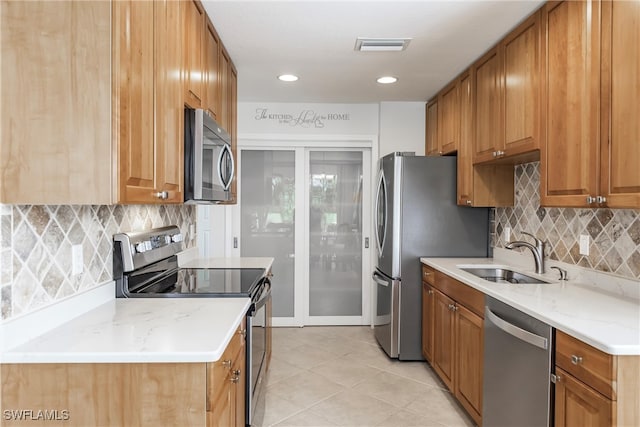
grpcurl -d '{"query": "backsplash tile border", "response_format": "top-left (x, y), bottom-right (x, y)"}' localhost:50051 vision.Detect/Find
top-left (1, 204), bottom-right (196, 321)
top-left (494, 162), bottom-right (640, 281)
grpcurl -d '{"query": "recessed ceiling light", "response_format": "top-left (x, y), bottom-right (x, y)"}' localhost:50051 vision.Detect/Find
top-left (377, 76), bottom-right (398, 84)
top-left (278, 74), bottom-right (299, 82)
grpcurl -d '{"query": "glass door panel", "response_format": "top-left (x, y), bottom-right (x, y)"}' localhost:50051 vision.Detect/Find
top-left (241, 150), bottom-right (295, 317)
top-left (308, 151), bottom-right (363, 317)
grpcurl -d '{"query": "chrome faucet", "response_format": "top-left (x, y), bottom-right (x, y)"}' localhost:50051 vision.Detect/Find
top-left (505, 232), bottom-right (545, 274)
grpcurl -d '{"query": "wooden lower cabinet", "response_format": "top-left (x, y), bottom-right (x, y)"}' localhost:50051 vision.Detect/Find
top-left (421, 281), bottom-right (435, 363)
top-left (555, 367), bottom-right (612, 427)
top-left (1, 324), bottom-right (246, 427)
top-left (425, 266), bottom-right (484, 426)
top-left (454, 304), bottom-right (483, 424)
top-left (433, 289), bottom-right (456, 391)
top-left (553, 330), bottom-right (640, 427)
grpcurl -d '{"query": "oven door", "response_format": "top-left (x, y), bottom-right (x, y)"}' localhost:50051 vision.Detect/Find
top-left (246, 278), bottom-right (271, 426)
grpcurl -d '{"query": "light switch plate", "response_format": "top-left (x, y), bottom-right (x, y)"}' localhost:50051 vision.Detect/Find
top-left (503, 226), bottom-right (511, 242)
top-left (579, 234), bottom-right (590, 256)
top-left (71, 244), bottom-right (83, 275)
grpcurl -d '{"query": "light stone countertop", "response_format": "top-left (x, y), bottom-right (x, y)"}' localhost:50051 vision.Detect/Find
top-left (420, 257), bottom-right (640, 355)
top-left (1, 298), bottom-right (251, 364)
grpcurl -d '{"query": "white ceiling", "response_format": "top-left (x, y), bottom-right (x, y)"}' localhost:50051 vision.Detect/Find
top-left (202, 1), bottom-right (545, 103)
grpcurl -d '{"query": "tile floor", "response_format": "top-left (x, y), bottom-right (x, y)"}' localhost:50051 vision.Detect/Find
top-left (259, 326), bottom-right (475, 427)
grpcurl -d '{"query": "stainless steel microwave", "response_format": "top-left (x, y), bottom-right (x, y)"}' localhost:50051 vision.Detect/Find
top-left (184, 108), bottom-right (234, 204)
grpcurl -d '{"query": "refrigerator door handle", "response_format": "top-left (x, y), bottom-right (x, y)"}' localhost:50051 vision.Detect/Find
top-left (372, 271), bottom-right (389, 287)
top-left (374, 171), bottom-right (387, 255)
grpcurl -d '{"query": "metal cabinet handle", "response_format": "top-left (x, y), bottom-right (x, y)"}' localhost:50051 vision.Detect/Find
top-left (448, 303), bottom-right (457, 311)
top-left (492, 151), bottom-right (498, 158)
top-left (596, 196), bottom-right (607, 204)
top-left (586, 196), bottom-right (596, 204)
top-left (571, 355), bottom-right (583, 365)
top-left (428, 289), bottom-right (434, 295)
top-left (466, 200), bottom-right (472, 205)
top-left (154, 191), bottom-right (168, 200)
top-left (230, 375), bottom-right (240, 384)
top-left (238, 329), bottom-right (247, 338)
top-left (222, 359), bottom-right (232, 368)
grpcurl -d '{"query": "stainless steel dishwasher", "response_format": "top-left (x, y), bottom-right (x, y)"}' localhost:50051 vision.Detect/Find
top-left (482, 296), bottom-right (554, 427)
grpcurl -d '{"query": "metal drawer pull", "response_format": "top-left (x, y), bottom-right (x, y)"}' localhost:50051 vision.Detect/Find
top-left (222, 359), bottom-right (232, 368)
top-left (486, 307), bottom-right (548, 350)
top-left (571, 355), bottom-right (583, 365)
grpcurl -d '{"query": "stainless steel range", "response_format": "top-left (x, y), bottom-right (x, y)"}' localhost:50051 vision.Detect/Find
top-left (113, 225), bottom-right (271, 427)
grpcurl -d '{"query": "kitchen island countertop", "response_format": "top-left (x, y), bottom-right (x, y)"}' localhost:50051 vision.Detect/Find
top-left (421, 257), bottom-right (640, 355)
top-left (1, 298), bottom-right (251, 364)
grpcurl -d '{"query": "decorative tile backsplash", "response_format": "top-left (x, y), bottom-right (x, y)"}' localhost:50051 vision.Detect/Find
top-left (0, 204), bottom-right (196, 320)
top-left (494, 162), bottom-right (640, 280)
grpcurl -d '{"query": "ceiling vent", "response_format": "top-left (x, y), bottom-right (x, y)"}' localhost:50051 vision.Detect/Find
top-left (355, 37), bottom-right (412, 52)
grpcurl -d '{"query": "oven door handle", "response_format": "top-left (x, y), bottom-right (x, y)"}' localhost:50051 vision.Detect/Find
top-left (249, 278), bottom-right (271, 315)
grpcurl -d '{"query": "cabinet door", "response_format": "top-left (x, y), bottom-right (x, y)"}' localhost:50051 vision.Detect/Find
top-left (421, 282), bottom-right (435, 363)
top-left (204, 19), bottom-right (220, 120)
top-left (155, 0), bottom-right (183, 203)
top-left (113, 0), bottom-right (157, 203)
top-left (457, 71), bottom-right (474, 206)
top-left (433, 290), bottom-right (455, 391)
top-left (218, 48), bottom-right (231, 132)
top-left (183, 0), bottom-right (204, 108)
top-left (600, 0), bottom-right (640, 209)
top-left (0, 1), bottom-right (111, 204)
top-left (425, 99), bottom-right (439, 156)
top-left (438, 80), bottom-right (459, 154)
top-left (503, 11), bottom-right (540, 155)
top-left (474, 46), bottom-right (503, 163)
top-left (540, 0), bottom-right (600, 207)
top-left (455, 304), bottom-right (483, 426)
top-left (555, 368), bottom-right (613, 427)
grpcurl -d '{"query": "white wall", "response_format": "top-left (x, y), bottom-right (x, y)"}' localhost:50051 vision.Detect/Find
top-left (378, 102), bottom-right (425, 157)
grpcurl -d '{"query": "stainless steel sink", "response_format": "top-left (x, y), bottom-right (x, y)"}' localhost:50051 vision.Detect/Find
top-left (461, 267), bottom-right (551, 284)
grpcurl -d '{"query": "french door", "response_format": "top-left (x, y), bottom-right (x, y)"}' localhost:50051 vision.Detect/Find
top-left (232, 145), bottom-right (371, 326)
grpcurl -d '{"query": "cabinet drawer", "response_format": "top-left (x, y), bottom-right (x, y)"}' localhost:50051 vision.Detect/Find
top-left (556, 330), bottom-right (616, 399)
top-left (433, 271), bottom-right (485, 318)
top-left (422, 265), bottom-right (436, 285)
top-left (207, 324), bottom-right (244, 411)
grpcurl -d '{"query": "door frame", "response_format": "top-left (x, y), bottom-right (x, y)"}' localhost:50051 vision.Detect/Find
top-left (231, 135), bottom-right (378, 327)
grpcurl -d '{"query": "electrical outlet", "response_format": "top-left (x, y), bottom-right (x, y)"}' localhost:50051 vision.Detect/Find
top-left (504, 226), bottom-right (511, 242)
top-left (189, 224), bottom-right (195, 236)
top-left (71, 244), bottom-right (83, 275)
top-left (579, 234), bottom-right (590, 256)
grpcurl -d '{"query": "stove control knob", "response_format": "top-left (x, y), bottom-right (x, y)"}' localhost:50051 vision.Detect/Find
top-left (171, 234), bottom-right (183, 243)
top-left (164, 235), bottom-right (171, 245)
top-left (145, 241), bottom-right (153, 251)
top-left (135, 242), bottom-right (148, 253)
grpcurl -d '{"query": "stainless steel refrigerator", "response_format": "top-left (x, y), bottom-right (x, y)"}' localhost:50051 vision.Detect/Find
top-left (373, 152), bottom-right (489, 360)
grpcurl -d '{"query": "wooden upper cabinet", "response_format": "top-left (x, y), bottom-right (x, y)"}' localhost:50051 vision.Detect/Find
top-left (114, 0), bottom-right (184, 204)
top-left (204, 18), bottom-right (220, 120)
top-left (218, 48), bottom-right (231, 132)
top-left (503, 10), bottom-right (540, 155)
top-left (600, 0), bottom-right (640, 208)
top-left (540, 0), bottom-right (600, 207)
top-left (183, 0), bottom-right (205, 108)
top-left (0, 1), bottom-right (112, 204)
top-left (438, 80), bottom-right (460, 155)
top-left (457, 71), bottom-right (475, 206)
top-left (473, 46), bottom-right (503, 163)
top-left (155, 0), bottom-right (183, 203)
top-left (425, 99), bottom-right (439, 156)
top-left (113, 0), bottom-right (157, 203)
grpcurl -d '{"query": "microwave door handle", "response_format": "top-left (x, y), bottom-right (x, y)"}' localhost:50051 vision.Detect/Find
top-left (216, 144), bottom-right (226, 188)
top-left (218, 144), bottom-right (233, 191)
top-left (225, 144), bottom-right (235, 191)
